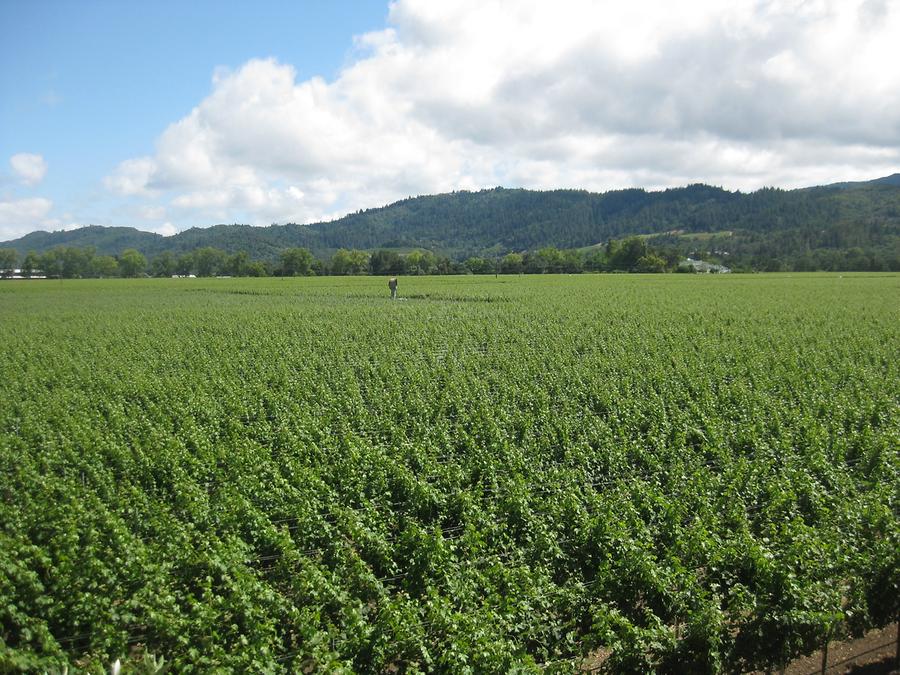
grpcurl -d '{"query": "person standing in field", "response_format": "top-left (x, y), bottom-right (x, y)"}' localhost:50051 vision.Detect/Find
top-left (388, 276), bottom-right (398, 299)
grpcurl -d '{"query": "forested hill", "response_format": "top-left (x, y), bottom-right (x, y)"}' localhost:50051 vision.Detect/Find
top-left (4, 175), bottom-right (900, 266)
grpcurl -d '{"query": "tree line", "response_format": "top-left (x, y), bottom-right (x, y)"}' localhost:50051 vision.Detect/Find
top-left (1, 233), bottom-right (894, 279)
top-left (0, 238), bottom-right (693, 279)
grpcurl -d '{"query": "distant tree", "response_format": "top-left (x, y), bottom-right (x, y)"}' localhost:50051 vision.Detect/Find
top-left (194, 247), bottom-right (227, 277)
top-left (405, 250), bottom-right (426, 275)
top-left (350, 250), bottom-right (372, 274)
top-left (330, 249), bottom-right (351, 275)
top-left (91, 255), bottom-right (119, 277)
top-left (39, 248), bottom-right (65, 278)
top-left (62, 246), bottom-right (94, 278)
top-left (175, 253), bottom-right (195, 276)
top-left (118, 248), bottom-right (147, 277)
top-left (635, 253), bottom-right (667, 273)
top-left (500, 252), bottom-right (523, 274)
top-left (583, 248), bottom-right (607, 272)
top-left (609, 237), bottom-right (648, 271)
top-left (22, 251), bottom-right (39, 276)
top-left (0, 248), bottom-right (18, 271)
top-left (529, 246), bottom-right (563, 273)
top-left (561, 249), bottom-right (584, 273)
top-left (331, 249), bottom-right (370, 275)
top-left (245, 261), bottom-right (269, 277)
top-left (224, 251), bottom-right (250, 276)
top-left (279, 247), bottom-right (314, 276)
top-left (464, 257), bottom-right (496, 275)
top-left (369, 249), bottom-right (403, 275)
top-left (150, 251), bottom-right (177, 277)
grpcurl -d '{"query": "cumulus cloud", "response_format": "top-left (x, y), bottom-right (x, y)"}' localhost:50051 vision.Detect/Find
top-left (0, 197), bottom-right (54, 239)
top-left (10, 153), bottom-right (48, 186)
top-left (151, 221), bottom-right (178, 237)
top-left (106, 0), bottom-right (900, 228)
top-left (103, 157), bottom-right (157, 196)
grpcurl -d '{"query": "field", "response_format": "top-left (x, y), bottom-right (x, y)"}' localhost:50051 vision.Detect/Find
top-left (1, 273), bottom-right (898, 673)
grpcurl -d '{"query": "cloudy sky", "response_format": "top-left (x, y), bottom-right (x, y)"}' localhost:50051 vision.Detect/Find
top-left (1, 0), bottom-right (899, 241)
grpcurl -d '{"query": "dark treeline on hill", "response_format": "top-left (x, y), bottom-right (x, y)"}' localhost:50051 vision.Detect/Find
top-left (2, 175), bottom-right (899, 273)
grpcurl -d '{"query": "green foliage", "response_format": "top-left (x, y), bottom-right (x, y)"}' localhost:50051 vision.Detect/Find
top-left (500, 252), bottom-right (523, 274)
top-left (635, 254), bottom-right (667, 273)
top-left (91, 255), bottom-right (119, 278)
top-left (22, 251), bottom-right (39, 274)
top-left (278, 247), bottom-right (314, 276)
top-left (0, 274), bottom-right (897, 671)
top-left (150, 251), bottom-right (176, 278)
top-left (194, 247), bottom-right (227, 277)
top-left (369, 249), bottom-right (403, 276)
top-left (0, 248), bottom-right (17, 270)
top-left (118, 249), bottom-right (147, 278)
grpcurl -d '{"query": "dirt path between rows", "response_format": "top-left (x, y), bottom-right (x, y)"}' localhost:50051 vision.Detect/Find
top-left (575, 623), bottom-right (897, 673)
top-left (751, 623), bottom-right (898, 675)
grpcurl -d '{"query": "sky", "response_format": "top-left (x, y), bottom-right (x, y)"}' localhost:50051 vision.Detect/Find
top-left (1, 0), bottom-right (899, 242)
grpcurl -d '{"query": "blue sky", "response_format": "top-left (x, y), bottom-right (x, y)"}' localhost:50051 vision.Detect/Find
top-left (2, 0), bottom-right (899, 241)
top-left (1, 1), bottom-right (388, 237)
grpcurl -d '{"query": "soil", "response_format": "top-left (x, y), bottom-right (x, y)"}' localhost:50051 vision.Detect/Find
top-left (575, 623), bottom-right (898, 673)
top-left (751, 623), bottom-right (898, 675)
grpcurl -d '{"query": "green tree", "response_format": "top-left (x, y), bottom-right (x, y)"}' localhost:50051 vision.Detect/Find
top-left (22, 251), bottom-right (39, 276)
top-left (464, 257), bottom-right (496, 274)
top-left (635, 253), bottom-right (667, 273)
top-left (175, 252), bottom-right (195, 276)
top-left (150, 252), bottom-right (177, 277)
top-left (330, 249), bottom-right (355, 275)
top-left (245, 261), bottom-right (269, 277)
top-left (584, 248), bottom-right (607, 272)
top-left (194, 247), bottom-right (227, 277)
top-left (39, 248), bottom-right (64, 278)
top-left (0, 248), bottom-right (17, 271)
top-left (224, 251), bottom-right (251, 276)
top-left (91, 255), bottom-right (119, 278)
top-left (369, 249), bottom-right (403, 275)
top-left (279, 247), bottom-right (314, 276)
top-left (62, 246), bottom-right (94, 278)
top-left (118, 248), bottom-right (147, 277)
top-left (528, 246), bottom-right (564, 273)
top-left (348, 250), bottom-right (371, 274)
top-left (500, 252), bottom-right (524, 274)
top-left (612, 237), bottom-right (649, 270)
top-left (405, 250), bottom-right (425, 275)
top-left (561, 249), bottom-right (584, 273)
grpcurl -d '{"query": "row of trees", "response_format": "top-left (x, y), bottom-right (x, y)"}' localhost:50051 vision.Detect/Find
top-left (0, 247), bottom-right (148, 279)
top-left (10, 236), bottom-right (891, 278)
top-left (0, 238), bottom-right (699, 279)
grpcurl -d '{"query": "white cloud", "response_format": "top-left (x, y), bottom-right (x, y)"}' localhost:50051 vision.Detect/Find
top-left (0, 198), bottom-right (54, 240)
top-left (139, 205), bottom-right (167, 220)
top-left (152, 221), bottom-right (178, 237)
top-left (104, 157), bottom-right (156, 195)
top-left (10, 153), bottom-right (48, 186)
top-left (105, 0), bottom-right (900, 229)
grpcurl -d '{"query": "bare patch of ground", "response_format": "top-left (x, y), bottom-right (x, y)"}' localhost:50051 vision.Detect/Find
top-left (752, 624), bottom-right (898, 675)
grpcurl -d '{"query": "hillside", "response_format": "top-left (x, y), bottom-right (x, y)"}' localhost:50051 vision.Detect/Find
top-left (3, 175), bottom-right (899, 267)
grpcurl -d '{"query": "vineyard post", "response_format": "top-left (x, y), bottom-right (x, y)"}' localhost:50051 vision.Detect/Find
top-left (820, 628), bottom-right (829, 675)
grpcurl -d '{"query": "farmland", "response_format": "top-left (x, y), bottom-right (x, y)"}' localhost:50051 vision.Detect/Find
top-left (1, 273), bottom-right (898, 672)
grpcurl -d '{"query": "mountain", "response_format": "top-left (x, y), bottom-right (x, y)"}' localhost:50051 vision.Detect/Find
top-left (3, 176), bottom-right (899, 269)
top-left (818, 173), bottom-right (900, 190)
top-left (7, 225), bottom-right (164, 255)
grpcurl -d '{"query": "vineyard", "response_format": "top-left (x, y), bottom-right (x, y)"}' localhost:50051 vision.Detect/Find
top-left (1, 273), bottom-right (897, 673)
